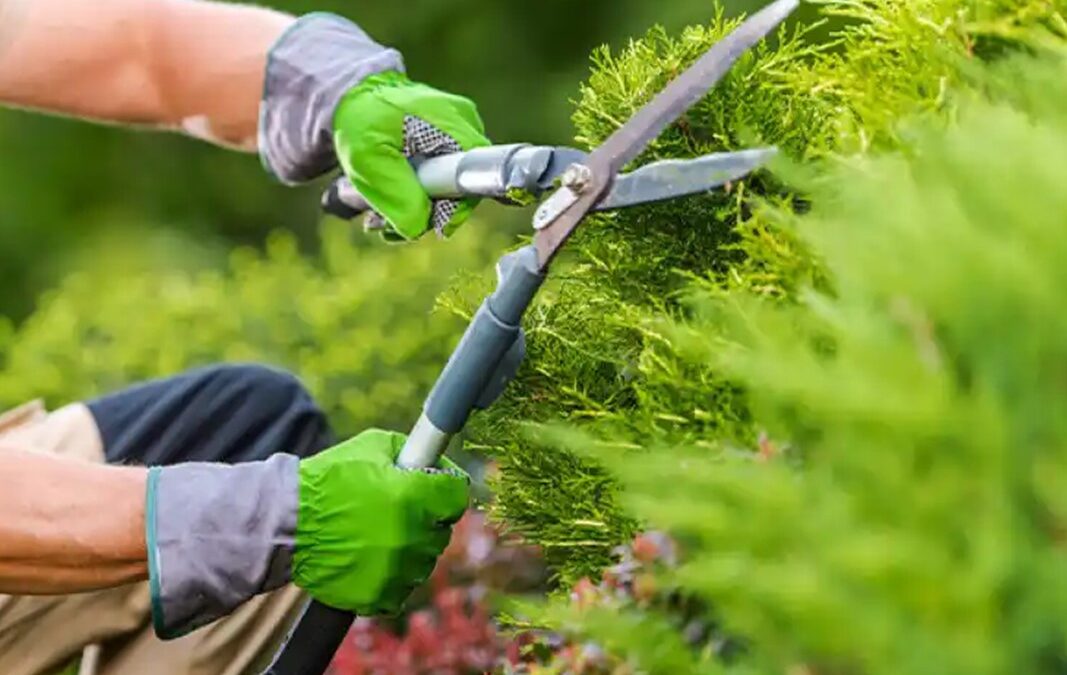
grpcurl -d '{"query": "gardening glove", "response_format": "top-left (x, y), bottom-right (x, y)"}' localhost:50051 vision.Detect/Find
top-left (145, 429), bottom-right (469, 639)
top-left (259, 13), bottom-right (490, 241)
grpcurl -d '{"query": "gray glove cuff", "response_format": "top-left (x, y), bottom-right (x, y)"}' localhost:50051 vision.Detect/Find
top-left (146, 454), bottom-right (300, 639)
top-left (259, 12), bottom-right (405, 184)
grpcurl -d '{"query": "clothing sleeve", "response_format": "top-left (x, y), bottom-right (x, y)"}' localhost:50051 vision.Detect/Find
top-left (145, 454), bottom-right (300, 639)
top-left (258, 13), bottom-right (405, 183)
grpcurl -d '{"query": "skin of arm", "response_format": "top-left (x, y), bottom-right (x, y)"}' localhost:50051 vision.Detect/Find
top-left (0, 449), bottom-right (147, 594)
top-left (0, 1), bottom-right (295, 595)
top-left (0, 0), bottom-right (295, 150)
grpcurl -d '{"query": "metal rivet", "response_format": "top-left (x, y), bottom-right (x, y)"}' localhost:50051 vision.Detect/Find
top-left (560, 163), bottom-right (593, 193)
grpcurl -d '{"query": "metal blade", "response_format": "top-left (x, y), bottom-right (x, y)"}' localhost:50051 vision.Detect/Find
top-left (594, 147), bottom-right (776, 211)
top-left (533, 0), bottom-right (799, 267)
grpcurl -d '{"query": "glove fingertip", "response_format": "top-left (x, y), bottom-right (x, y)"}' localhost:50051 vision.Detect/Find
top-left (439, 199), bottom-right (478, 238)
top-left (391, 194), bottom-right (434, 241)
top-left (404, 467), bottom-right (471, 516)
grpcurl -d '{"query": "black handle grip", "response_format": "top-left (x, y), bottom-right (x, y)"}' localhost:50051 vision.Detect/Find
top-left (261, 599), bottom-right (353, 675)
top-left (320, 178), bottom-right (368, 221)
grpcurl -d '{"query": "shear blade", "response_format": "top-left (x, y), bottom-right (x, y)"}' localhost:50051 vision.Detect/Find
top-left (596, 147), bottom-right (777, 211)
top-left (533, 0), bottom-right (799, 266)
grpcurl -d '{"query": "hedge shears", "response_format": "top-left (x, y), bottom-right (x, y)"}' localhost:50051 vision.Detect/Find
top-left (265, 0), bottom-right (798, 672)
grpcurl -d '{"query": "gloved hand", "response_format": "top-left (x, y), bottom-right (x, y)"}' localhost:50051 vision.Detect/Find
top-left (259, 14), bottom-right (490, 241)
top-left (333, 71), bottom-right (490, 240)
top-left (145, 429), bottom-right (469, 639)
top-left (294, 429), bottom-right (468, 612)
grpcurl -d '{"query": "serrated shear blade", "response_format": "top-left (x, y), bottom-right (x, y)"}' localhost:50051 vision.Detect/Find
top-left (595, 147), bottom-right (776, 211)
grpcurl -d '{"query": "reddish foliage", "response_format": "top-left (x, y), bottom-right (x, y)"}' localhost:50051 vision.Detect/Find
top-left (328, 514), bottom-right (695, 675)
top-left (328, 510), bottom-right (546, 675)
top-left (329, 593), bottom-right (506, 674)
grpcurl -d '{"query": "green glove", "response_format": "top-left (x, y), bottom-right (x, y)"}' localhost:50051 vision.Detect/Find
top-left (258, 14), bottom-right (490, 241)
top-left (293, 428), bottom-right (470, 613)
top-left (333, 71), bottom-right (491, 241)
top-left (146, 429), bottom-right (469, 638)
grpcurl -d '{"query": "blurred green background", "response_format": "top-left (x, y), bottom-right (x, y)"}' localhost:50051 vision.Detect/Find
top-left (0, 0), bottom-right (764, 321)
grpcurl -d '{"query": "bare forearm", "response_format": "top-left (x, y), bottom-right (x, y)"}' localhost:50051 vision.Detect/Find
top-left (0, 0), bottom-right (294, 149)
top-left (0, 449), bottom-right (147, 594)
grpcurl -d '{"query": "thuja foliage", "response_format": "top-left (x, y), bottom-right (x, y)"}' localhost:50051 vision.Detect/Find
top-left (537, 53), bottom-right (1067, 674)
top-left (456, 0), bottom-right (1067, 585)
top-left (0, 221), bottom-right (499, 435)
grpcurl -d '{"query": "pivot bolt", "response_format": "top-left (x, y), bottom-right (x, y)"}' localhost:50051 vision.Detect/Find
top-left (560, 163), bottom-right (593, 193)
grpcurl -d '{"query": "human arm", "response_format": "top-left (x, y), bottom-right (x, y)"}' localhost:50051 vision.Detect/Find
top-left (0, 430), bottom-right (468, 638)
top-left (0, 0), bottom-right (490, 238)
top-left (0, 449), bottom-right (147, 594)
top-left (0, 0), bottom-right (292, 149)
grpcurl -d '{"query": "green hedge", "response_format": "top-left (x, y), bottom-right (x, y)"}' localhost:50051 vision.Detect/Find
top-left (0, 221), bottom-right (499, 435)
top-left (536, 52), bottom-right (1067, 674)
top-left (462, 0), bottom-right (1067, 585)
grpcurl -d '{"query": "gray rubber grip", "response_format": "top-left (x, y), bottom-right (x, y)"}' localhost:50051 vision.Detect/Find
top-left (321, 144), bottom-right (561, 220)
top-left (321, 154), bottom-right (464, 218)
top-left (423, 246), bottom-right (543, 433)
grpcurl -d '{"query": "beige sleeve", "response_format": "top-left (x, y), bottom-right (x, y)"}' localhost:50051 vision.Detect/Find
top-left (0, 400), bottom-right (304, 675)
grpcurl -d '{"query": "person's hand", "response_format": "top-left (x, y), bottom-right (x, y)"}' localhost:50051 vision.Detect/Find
top-left (146, 429), bottom-right (469, 639)
top-left (333, 71), bottom-right (490, 241)
top-left (257, 14), bottom-right (489, 241)
top-left (293, 429), bottom-right (469, 613)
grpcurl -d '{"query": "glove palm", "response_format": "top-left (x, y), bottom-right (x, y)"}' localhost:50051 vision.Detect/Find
top-left (294, 429), bottom-right (469, 613)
